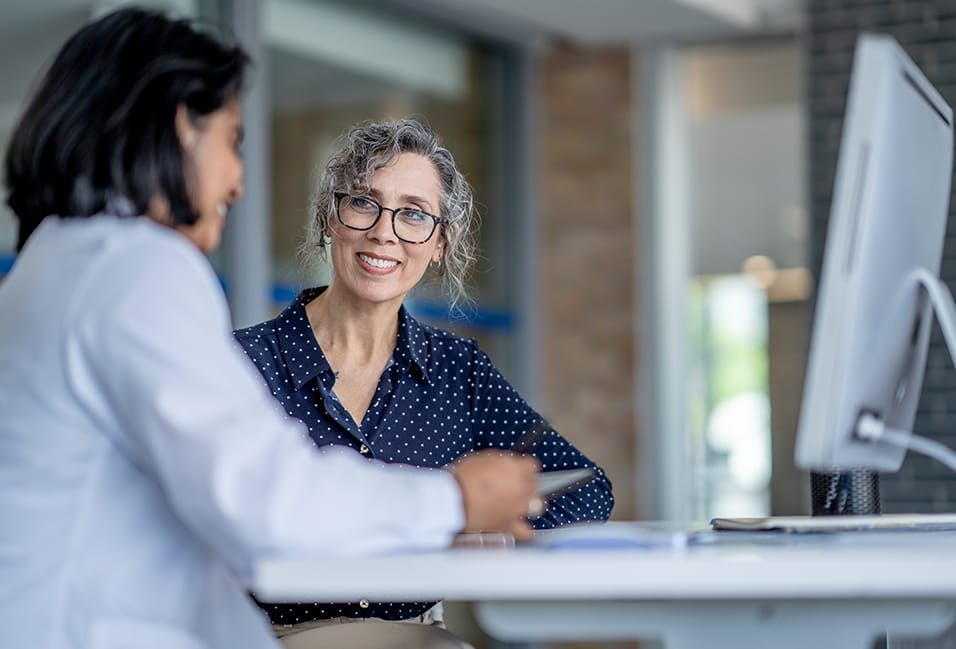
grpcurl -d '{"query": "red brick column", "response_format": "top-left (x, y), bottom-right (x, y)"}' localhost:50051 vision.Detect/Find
top-left (536, 44), bottom-right (637, 520)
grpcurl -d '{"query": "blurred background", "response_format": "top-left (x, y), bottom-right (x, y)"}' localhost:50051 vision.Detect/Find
top-left (4, 1), bottom-right (956, 647)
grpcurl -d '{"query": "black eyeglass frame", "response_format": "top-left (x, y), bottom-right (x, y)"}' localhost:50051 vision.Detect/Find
top-left (334, 192), bottom-right (447, 244)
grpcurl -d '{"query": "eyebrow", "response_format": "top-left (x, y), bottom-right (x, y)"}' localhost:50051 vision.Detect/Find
top-left (367, 188), bottom-right (435, 213)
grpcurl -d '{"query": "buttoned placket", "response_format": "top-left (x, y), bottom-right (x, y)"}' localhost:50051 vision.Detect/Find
top-left (313, 357), bottom-right (405, 460)
top-left (313, 370), bottom-right (373, 457)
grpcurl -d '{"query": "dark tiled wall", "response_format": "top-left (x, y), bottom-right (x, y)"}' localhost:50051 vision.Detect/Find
top-left (808, 0), bottom-right (956, 511)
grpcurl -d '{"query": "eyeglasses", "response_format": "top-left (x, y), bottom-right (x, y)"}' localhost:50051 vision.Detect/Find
top-left (334, 192), bottom-right (446, 244)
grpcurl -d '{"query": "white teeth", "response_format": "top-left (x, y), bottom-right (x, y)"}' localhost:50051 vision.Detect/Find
top-left (359, 254), bottom-right (398, 269)
top-left (217, 203), bottom-right (227, 218)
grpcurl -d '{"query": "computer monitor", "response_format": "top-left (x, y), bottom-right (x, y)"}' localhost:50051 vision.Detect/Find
top-left (795, 34), bottom-right (955, 472)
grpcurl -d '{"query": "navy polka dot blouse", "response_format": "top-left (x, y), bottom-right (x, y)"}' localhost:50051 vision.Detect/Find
top-left (234, 287), bottom-right (614, 624)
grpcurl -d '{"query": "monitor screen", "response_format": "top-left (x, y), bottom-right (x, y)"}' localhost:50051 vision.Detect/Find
top-left (795, 34), bottom-right (954, 472)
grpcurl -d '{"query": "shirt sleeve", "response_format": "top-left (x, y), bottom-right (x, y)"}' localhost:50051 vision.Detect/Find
top-left (468, 347), bottom-right (614, 528)
top-left (67, 238), bottom-right (464, 581)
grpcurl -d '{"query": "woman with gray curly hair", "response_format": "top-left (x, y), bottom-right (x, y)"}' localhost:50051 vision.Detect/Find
top-left (304, 118), bottom-right (477, 310)
top-left (235, 118), bottom-right (614, 649)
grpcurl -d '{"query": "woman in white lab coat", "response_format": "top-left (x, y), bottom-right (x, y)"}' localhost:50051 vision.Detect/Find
top-left (0, 8), bottom-right (539, 649)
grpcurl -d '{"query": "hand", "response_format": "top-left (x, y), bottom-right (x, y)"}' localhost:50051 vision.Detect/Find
top-left (450, 450), bottom-right (540, 542)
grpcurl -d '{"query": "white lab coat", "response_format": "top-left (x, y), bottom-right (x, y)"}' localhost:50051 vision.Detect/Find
top-left (0, 216), bottom-right (463, 649)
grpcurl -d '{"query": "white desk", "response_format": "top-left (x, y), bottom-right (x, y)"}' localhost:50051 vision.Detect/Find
top-left (254, 526), bottom-right (956, 649)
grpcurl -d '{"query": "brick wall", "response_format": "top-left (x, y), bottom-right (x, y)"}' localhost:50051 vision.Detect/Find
top-left (536, 44), bottom-right (637, 521)
top-left (808, 0), bottom-right (956, 511)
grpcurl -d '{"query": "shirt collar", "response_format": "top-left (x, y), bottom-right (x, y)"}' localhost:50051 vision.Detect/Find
top-left (276, 287), bottom-right (431, 389)
top-left (276, 287), bottom-right (332, 390)
top-left (395, 305), bottom-right (431, 384)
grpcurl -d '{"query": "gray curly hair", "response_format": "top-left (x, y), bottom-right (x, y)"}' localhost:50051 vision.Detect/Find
top-left (303, 118), bottom-right (478, 309)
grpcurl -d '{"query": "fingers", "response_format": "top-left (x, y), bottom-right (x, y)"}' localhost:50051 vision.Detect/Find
top-left (510, 520), bottom-right (534, 543)
top-left (451, 450), bottom-right (542, 537)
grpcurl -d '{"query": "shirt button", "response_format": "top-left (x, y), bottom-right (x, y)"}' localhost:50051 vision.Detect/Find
top-left (359, 599), bottom-right (370, 609)
top-left (359, 444), bottom-right (370, 455)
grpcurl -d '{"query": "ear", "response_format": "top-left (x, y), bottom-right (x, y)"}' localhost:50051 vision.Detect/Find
top-left (174, 104), bottom-right (197, 150)
top-left (146, 195), bottom-right (173, 226)
top-left (432, 240), bottom-right (445, 264)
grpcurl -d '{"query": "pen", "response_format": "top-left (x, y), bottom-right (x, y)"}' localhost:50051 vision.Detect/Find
top-left (513, 419), bottom-right (548, 454)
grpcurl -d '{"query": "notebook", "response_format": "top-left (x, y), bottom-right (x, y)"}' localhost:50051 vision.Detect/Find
top-left (710, 512), bottom-right (956, 532)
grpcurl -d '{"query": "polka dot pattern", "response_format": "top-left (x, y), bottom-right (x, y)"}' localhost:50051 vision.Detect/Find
top-left (234, 287), bottom-right (614, 624)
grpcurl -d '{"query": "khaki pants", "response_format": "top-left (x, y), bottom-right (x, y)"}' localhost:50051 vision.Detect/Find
top-left (275, 605), bottom-right (474, 649)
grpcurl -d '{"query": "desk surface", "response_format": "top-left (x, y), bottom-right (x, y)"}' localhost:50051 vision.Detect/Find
top-left (253, 524), bottom-right (956, 649)
top-left (254, 525), bottom-right (956, 602)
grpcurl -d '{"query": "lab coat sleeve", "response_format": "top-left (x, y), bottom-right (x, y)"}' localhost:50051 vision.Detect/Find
top-left (68, 236), bottom-right (464, 581)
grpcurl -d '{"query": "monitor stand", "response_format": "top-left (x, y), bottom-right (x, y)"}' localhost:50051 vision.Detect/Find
top-left (810, 469), bottom-right (880, 515)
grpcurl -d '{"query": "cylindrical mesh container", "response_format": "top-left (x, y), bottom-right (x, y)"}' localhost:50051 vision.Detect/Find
top-left (810, 469), bottom-right (881, 515)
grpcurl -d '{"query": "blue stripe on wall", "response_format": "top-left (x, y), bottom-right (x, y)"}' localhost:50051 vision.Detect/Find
top-left (272, 284), bottom-right (514, 331)
top-left (407, 298), bottom-right (513, 331)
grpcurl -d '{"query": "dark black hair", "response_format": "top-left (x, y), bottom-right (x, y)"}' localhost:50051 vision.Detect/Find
top-left (4, 7), bottom-right (249, 251)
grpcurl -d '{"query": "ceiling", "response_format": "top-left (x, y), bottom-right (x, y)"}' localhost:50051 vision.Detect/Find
top-left (371, 0), bottom-right (802, 44)
top-left (0, 0), bottom-right (801, 122)
top-left (0, 0), bottom-right (804, 50)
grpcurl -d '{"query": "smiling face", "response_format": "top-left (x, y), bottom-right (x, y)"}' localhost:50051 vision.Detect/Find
top-left (328, 152), bottom-right (445, 308)
top-left (174, 97), bottom-right (245, 254)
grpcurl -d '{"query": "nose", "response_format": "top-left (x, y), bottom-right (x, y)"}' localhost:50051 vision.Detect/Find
top-left (366, 208), bottom-right (397, 244)
top-left (232, 162), bottom-right (245, 202)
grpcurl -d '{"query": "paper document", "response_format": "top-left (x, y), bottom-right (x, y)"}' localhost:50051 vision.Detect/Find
top-left (533, 521), bottom-right (696, 550)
